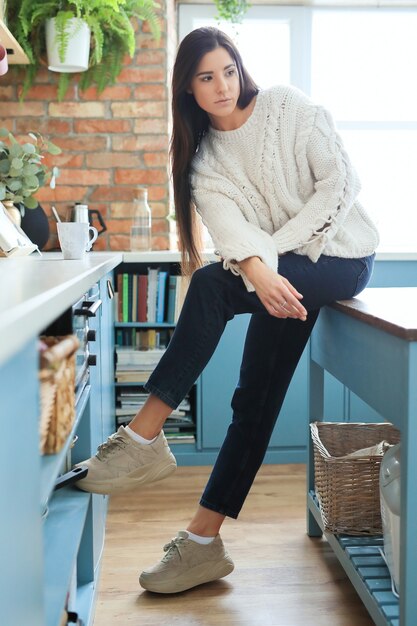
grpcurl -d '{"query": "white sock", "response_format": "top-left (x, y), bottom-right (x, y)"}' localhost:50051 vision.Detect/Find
top-left (186, 530), bottom-right (215, 545)
top-left (125, 425), bottom-right (157, 445)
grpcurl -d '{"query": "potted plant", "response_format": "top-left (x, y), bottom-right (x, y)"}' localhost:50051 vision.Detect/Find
top-left (45, 10), bottom-right (92, 74)
top-left (7, 0), bottom-right (161, 100)
top-left (0, 127), bottom-right (61, 228)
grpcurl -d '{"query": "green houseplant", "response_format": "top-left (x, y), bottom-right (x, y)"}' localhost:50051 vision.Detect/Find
top-left (7, 0), bottom-right (161, 100)
top-left (0, 127), bottom-right (61, 212)
top-left (214, 0), bottom-right (249, 23)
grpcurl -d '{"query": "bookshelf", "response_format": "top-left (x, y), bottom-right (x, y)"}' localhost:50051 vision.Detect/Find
top-left (114, 255), bottom-right (203, 453)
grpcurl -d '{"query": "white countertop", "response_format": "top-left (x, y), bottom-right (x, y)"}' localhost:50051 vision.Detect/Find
top-left (0, 252), bottom-right (122, 367)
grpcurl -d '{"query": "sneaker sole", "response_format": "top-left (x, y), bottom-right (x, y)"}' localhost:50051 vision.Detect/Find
top-left (139, 556), bottom-right (235, 594)
top-left (76, 456), bottom-right (177, 495)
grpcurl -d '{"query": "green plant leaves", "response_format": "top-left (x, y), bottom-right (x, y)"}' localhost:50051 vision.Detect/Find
top-left (9, 143), bottom-right (23, 158)
top-left (0, 160), bottom-right (10, 174)
top-left (7, 180), bottom-right (23, 192)
top-left (0, 127), bottom-right (61, 209)
top-left (22, 142), bottom-right (37, 154)
top-left (214, 0), bottom-right (249, 23)
top-left (23, 175), bottom-right (40, 188)
top-left (23, 163), bottom-right (41, 176)
top-left (46, 141), bottom-right (62, 156)
top-left (24, 195), bottom-right (40, 209)
top-left (11, 158), bottom-right (24, 170)
top-left (10, 0), bottom-right (162, 100)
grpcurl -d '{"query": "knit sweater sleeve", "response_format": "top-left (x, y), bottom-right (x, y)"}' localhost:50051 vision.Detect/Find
top-left (192, 187), bottom-right (278, 292)
top-left (272, 104), bottom-right (362, 260)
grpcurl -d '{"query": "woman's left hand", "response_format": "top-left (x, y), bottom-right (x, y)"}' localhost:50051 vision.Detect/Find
top-left (239, 257), bottom-right (308, 320)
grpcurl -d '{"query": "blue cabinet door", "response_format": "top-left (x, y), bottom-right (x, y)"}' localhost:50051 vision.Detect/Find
top-left (201, 314), bottom-right (249, 449)
top-left (201, 314), bottom-right (310, 450)
top-left (0, 339), bottom-right (44, 626)
top-left (325, 259), bottom-right (417, 425)
top-left (99, 273), bottom-right (116, 441)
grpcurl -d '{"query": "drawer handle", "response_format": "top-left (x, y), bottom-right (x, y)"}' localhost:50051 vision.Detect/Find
top-left (107, 279), bottom-right (114, 299)
top-left (74, 299), bottom-right (102, 317)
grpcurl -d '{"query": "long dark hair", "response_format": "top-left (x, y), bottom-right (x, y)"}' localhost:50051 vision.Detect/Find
top-left (171, 27), bottom-right (259, 275)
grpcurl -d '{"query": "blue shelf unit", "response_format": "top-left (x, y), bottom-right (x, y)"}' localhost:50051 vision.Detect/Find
top-left (114, 261), bottom-right (201, 463)
top-left (308, 492), bottom-right (399, 626)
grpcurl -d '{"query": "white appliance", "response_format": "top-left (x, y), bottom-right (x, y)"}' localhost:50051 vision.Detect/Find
top-left (380, 443), bottom-right (401, 593)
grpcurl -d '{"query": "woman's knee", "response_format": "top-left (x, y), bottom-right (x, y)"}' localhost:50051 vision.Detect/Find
top-left (189, 262), bottom-right (230, 292)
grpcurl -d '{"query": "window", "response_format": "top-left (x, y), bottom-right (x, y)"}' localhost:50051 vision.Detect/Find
top-left (179, 4), bottom-right (417, 251)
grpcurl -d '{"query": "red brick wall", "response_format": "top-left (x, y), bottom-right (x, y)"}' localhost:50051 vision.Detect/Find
top-left (0, 2), bottom-right (176, 251)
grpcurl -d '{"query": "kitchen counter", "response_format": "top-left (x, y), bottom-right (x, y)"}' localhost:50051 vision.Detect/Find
top-left (1, 247), bottom-right (415, 368)
top-left (0, 251), bottom-right (122, 367)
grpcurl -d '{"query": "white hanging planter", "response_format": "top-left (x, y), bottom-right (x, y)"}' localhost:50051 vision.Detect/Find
top-left (45, 17), bottom-right (90, 73)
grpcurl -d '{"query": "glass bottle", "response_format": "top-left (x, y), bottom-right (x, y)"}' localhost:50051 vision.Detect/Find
top-left (130, 187), bottom-right (152, 251)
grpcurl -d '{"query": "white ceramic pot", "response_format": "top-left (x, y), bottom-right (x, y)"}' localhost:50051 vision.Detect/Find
top-left (46, 17), bottom-right (90, 73)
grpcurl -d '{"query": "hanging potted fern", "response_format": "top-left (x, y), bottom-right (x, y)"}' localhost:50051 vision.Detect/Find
top-left (45, 11), bottom-right (91, 73)
top-left (7, 0), bottom-right (161, 101)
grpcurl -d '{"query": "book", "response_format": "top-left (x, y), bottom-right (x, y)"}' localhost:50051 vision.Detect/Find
top-left (122, 273), bottom-right (129, 322)
top-left (147, 268), bottom-right (159, 323)
top-left (138, 274), bottom-right (148, 322)
top-left (174, 275), bottom-right (190, 322)
top-left (156, 270), bottom-right (168, 323)
top-left (164, 433), bottom-right (195, 444)
top-left (116, 371), bottom-right (153, 383)
top-left (116, 274), bottom-right (123, 322)
top-left (132, 274), bottom-right (138, 322)
top-left (166, 274), bottom-right (177, 324)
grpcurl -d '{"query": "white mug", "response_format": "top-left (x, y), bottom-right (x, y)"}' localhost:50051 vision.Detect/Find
top-left (57, 222), bottom-right (98, 260)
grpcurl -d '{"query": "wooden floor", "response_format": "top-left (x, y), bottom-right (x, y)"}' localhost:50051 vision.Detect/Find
top-left (94, 464), bottom-right (375, 626)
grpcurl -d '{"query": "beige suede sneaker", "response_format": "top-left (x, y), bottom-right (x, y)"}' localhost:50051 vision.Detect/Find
top-left (74, 426), bottom-right (177, 495)
top-left (139, 531), bottom-right (235, 593)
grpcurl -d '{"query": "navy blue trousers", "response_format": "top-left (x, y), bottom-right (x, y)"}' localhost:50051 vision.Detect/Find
top-left (145, 253), bottom-right (374, 518)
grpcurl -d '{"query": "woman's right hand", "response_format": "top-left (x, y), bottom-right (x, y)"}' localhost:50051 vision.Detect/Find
top-left (239, 256), bottom-right (307, 320)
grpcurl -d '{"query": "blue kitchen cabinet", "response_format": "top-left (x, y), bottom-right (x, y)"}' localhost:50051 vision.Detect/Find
top-left (0, 339), bottom-right (44, 626)
top-left (322, 259), bottom-right (417, 424)
top-left (200, 314), bottom-right (309, 463)
top-left (0, 256), bottom-right (120, 626)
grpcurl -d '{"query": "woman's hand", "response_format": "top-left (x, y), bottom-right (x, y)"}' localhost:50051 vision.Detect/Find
top-left (239, 257), bottom-right (307, 320)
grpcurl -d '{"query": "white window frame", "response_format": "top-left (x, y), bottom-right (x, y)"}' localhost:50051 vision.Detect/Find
top-left (178, 4), bottom-right (417, 252)
top-left (178, 4), bottom-right (312, 92)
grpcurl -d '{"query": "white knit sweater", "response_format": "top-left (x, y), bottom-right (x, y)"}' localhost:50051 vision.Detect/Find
top-left (190, 85), bottom-right (379, 291)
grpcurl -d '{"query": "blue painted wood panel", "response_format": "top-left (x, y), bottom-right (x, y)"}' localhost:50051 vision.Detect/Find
top-left (200, 313), bottom-right (309, 450)
top-left (0, 339), bottom-right (44, 626)
top-left (322, 259), bottom-right (417, 425)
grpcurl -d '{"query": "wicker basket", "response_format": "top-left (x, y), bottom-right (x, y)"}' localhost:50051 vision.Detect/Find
top-left (310, 421), bottom-right (400, 535)
top-left (39, 335), bottom-right (79, 455)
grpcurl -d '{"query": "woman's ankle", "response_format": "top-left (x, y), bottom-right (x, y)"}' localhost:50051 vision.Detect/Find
top-left (128, 393), bottom-right (173, 439)
top-left (187, 506), bottom-right (226, 537)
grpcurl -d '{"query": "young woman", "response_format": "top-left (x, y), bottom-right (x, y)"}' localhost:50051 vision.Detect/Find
top-left (76, 27), bottom-right (379, 594)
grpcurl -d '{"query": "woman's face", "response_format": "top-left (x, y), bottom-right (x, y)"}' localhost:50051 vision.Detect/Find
top-left (188, 46), bottom-right (240, 120)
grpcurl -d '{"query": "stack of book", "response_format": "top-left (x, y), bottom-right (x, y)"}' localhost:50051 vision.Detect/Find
top-left (115, 268), bottom-right (189, 324)
top-left (116, 391), bottom-right (195, 444)
top-left (115, 327), bottom-right (173, 349)
top-left (115, 346), bottom-right (165, 383)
